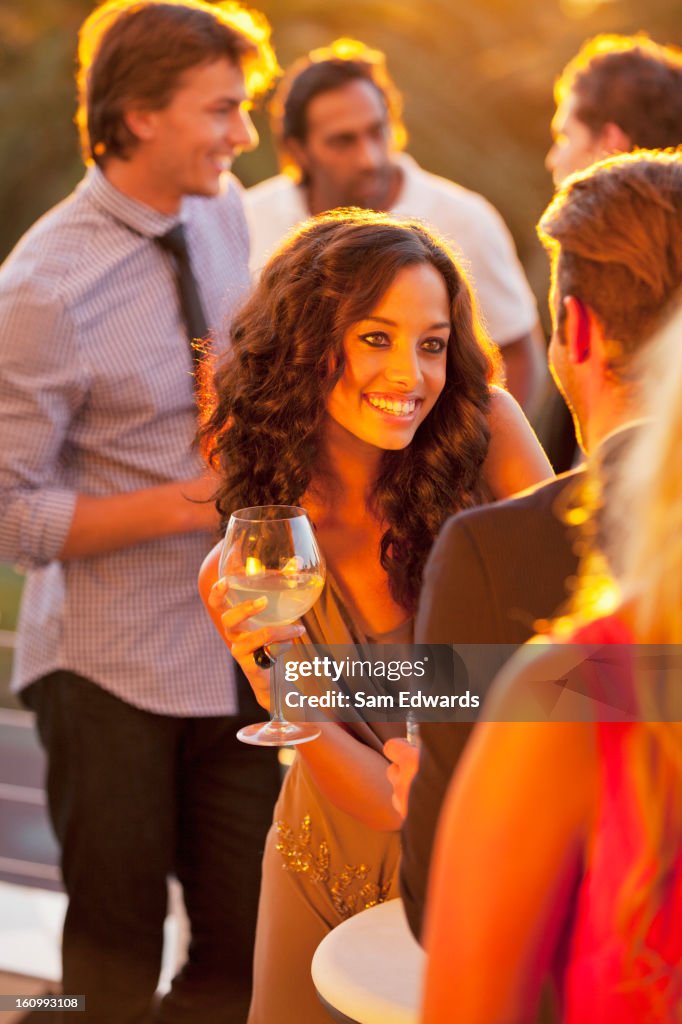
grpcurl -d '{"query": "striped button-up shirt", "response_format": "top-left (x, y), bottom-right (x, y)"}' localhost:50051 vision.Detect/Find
top-left (0, 167), bottom-right (250, 715)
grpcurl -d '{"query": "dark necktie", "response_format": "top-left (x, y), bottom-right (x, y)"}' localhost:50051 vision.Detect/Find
top-left (157, 224), bottom-right (209, 384)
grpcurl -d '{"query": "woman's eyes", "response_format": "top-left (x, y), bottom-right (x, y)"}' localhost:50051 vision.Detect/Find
top-left (359, 331), bottom-right (390, 347)
top-left (358, 332), bottom-right (448, 353)
top-left (420, 337), bottom-right (448, 354)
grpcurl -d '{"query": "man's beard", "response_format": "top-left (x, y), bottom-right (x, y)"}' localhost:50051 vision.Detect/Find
top-left (343, 166), bottom-right (394, 211)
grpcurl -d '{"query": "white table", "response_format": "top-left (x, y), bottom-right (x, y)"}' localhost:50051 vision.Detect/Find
top-left (311, 898), bottom-right (425, 1024)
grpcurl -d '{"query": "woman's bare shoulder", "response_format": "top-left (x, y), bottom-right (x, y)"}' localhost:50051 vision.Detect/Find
top-left (483, 386), bottom-right (554, 499)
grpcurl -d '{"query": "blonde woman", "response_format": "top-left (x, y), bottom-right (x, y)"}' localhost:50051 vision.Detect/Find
top-left (422, 309), bottom-right (682, 1023)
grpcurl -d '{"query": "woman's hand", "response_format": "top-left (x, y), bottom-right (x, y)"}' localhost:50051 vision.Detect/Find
top-left (199, 544), bottom-right (305, 711)
top-left (207, 579), bottom-right (306, 710)
top-left (384, 737), bottom-right (421, 819)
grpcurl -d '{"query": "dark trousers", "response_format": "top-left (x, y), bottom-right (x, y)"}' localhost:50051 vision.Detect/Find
top-left (23, 671), bottom-right (280, 1024)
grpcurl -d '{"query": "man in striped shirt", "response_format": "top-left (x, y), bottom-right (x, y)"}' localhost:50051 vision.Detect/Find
top-left (0, 3), bottom-right (279, 1020)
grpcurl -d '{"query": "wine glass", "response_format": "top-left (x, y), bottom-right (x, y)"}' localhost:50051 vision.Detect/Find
top-left (219, 505), bottom-right (325, 746)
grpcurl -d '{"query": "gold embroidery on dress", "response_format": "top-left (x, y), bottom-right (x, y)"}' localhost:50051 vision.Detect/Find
top-left (275, 815), bottom-right (329, 883)
top-left (275, 815), bottom-right (392, 920)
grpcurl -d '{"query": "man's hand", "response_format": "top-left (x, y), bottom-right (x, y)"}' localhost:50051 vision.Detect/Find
top-left (384, 737), bottom-right (420, 820)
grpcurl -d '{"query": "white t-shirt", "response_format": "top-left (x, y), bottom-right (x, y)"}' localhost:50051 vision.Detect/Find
top-left (245, 153), bottom-right (538, 346)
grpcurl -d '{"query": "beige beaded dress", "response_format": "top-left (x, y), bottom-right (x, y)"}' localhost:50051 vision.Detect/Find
top-left (247, 573), bottom-right (410, 1024)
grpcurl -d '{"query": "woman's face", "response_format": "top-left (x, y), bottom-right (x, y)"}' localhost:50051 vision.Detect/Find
top-left (327, 263), bottom-right (450, 451)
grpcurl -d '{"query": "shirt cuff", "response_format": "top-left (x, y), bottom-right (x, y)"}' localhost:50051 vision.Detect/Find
top-left (14, 488), bottom-right (77, 568)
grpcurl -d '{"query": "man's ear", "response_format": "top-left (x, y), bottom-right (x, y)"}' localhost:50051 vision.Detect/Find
top-left (123, 108), bottom-right (157, 143)
top-left (285, 138), bottom-right (310, 177)
top-left (598, 121), bottom-right (632, 158)
top-left (563, 295), bottom-right (593, 365)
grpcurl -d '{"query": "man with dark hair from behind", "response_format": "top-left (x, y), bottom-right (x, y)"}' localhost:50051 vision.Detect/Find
top-left (547, 33), bottom-right (682, 186)
top-left (540, 33), bottom-right (682, 470)
top-left (0, 2), bottom-right (279, 1021)
top-left (246, 38), bottom-right (547, 413)
top-left (387, 150), bottom-right (682, 944)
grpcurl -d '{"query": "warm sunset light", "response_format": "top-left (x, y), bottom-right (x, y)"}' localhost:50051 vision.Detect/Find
top-left (0, 2), bottom-right (680, 1021)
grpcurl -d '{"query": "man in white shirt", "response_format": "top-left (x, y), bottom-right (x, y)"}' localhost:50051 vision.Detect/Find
top-left (245, 39), bottom-right (546, 413)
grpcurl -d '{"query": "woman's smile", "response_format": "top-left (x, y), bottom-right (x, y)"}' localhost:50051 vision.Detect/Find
top-left (363, 392), bottom-right (420, 418)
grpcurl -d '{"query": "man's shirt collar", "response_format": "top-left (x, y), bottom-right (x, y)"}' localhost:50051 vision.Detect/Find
top-left (79, 164), bottom-right (182, 237)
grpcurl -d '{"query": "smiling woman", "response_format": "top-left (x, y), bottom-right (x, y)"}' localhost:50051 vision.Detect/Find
top-left (204, 209), bottom-right (515, 613)
top-left (198, 209), bottom-right (552, 1024)
top-left (327, 263), bottom-right (450, 450)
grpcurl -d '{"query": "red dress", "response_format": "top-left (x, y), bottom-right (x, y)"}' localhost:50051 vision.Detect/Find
top-left (562, 615), bottom-right (682, 1024)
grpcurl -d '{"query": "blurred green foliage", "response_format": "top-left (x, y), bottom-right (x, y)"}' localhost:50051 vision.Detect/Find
top-left (1, 0), bottom-right (679, 310)
top-left (0, 564), bottom-right (23, 706)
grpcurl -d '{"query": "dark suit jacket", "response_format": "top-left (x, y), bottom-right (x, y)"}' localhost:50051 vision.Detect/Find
top-left (402, 469), bottom-right (584, 941)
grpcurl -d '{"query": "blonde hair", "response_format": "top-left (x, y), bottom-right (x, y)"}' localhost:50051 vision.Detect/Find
top-left (605, 306), bottom-right (682, 980)
top-left (615, 305), bottom-right (682, 642)
top-left (548, 306), bottom-right (682, 986)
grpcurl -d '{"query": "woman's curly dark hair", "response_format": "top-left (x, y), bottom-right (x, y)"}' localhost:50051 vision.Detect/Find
top-left (201, 209), bottom-right (502, 613)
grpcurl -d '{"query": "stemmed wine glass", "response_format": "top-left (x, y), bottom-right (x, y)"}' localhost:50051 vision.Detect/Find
top-left (219, 506), bottom-right (325, 746)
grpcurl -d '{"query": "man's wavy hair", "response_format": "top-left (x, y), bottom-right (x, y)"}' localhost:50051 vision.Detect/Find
top-left (203, 210), bottom-right (501, 613)
top-left (538, 149), bottom-right (682, 379)
top-left (77, 0), bottom-right (279, 166)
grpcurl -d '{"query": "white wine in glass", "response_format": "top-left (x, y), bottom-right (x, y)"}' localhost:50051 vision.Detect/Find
top-left (219, 505), bottom-right (325, 746)
top-left (221, 570), bottom-right (325, 628)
